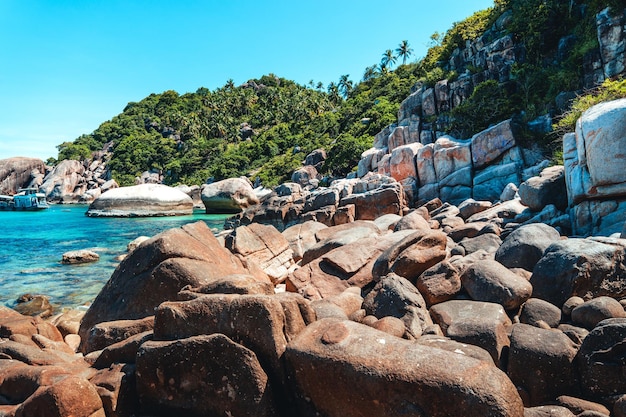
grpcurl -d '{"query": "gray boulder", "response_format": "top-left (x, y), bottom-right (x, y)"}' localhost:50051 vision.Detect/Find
top-left (530, 238), bottom-right (626, 307)
top-left (495, 223), bottom-right (561, 271)
top-left (87, 183), bottom-right (193, 217)
top-left (39, 159), bottom-right (86, 202)
top-left (570, 296), bottom-right (626, 329)
top-left (518, 165), bottom-right (567, 212)
top-left (362, 273), bottom-right (433, 339)
top-left (201, 177), bottom-right (259, 213)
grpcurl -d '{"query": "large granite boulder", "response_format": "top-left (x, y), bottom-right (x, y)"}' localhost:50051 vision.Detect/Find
top-left (518, 166), bottom-right (567, 212)
top-left (530, 238), bottom-right (626, 307)
top-left (470, 119), bottom-right (517, 169)
top-left (389, 143), bottom-right (421, 182)
top-left (285, 318), bottom-right (524, 417)
top-left (86, 183), bottom-right (193, 217)
top-left (0, 157), bottom-right (47, 195)
top-left (78, 221), bottom-right (262, 351)
top-left (201, 177), bottom-right (259, 214)
top-left (495, 223), bottom-right (561, 272)
top-left (226, 223), bottom-right (294, 284)
top-left (39, 159), bottom-right (87, 202)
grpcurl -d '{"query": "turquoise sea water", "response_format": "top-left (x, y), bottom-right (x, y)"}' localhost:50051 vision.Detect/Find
top-left (0, 205), bottom-right (228, 310)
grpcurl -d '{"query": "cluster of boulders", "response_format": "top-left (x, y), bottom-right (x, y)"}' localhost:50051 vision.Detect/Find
top-left (3, 194), bottom-right (626, 415)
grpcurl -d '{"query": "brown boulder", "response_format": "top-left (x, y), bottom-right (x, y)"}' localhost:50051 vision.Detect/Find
top-left (226, 222), bottom-right (294, 283)
top-left (282, 221), bottom-right (328, 262)
top-left (287, 231), bottom-right (414, 300)
top-left (430, 300), bottom-right (512, 366)
top-left (201, 177), bottom-right (259, 213)
top-left (507, 324), bottom-right (580, 406)
top-left (461, 260), bottom-right (533, 310)
top-left (136, 334), bottom-right (276, 417)
top-left (14, 375), bottom-right (104, 417)
top-left (82, 316), bottom-right (154, 354)
top-left (415, 260), bottom-right (462, 306)
top-left (372, 229), bottom-right (448, 281)
top-left (78, 221), bottom-right (257, 349)
top-left (90, 363), bottom-right (139, 417)
top-left (285, 318), bottom-right (524, 417)
top-left (340, 182), bottom-right (405, 220)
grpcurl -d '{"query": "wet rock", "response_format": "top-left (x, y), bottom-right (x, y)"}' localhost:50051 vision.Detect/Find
top-left (61, 249), bottom-right (99, 265)
top-left (13, 294), bottom-right (54, 318)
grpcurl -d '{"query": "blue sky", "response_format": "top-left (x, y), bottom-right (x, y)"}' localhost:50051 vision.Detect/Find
top-left (0, 0), bottom-right (495, 161)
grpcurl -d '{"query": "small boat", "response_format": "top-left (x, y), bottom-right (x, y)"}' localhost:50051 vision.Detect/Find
top-left (0, 188), bottom-right (49, 210)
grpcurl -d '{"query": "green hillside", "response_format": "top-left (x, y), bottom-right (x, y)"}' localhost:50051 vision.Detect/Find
top-left (55, 0), bottom-right (625, 187)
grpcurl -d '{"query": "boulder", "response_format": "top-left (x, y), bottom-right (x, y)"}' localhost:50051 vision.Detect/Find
top-left (292, 165), bottom-right (319, 187)
top-left (39, 159), bottom-right (86, 202)
top-left (136, 334), bottom-right (276, 417)
top-left (301, 223), bottom-right (380, 265)
top-left (362, 273), bottom-right (433, 339)
top-left (82, 316), bottom-right (154, 354)
top-left (201, 177), bottom-right (259, 213)
top-left (14, 375), bottom-right (105, 417)
top-left (393, 209), bottom-right (431, 231)
top-left (530, 238), bottom-right (626, 307)
top-left (90, 363), bottom-right (139, 417)
top-left (576, 318), bottom-right (626, 399)
top-left (0, 157), bottom-right (47, 195)
top-left (433, 136), bottom-right (472, 183)
top-left (555, 395), bottom-right (610, 416)
top-left (518, 166), bottom-right (567, 212)
top-left (415, 260), bottom-right (462, 306)
top-left (459, 233), bottom-right (503, 255)
top-left (461, 260), bottom-right (532, 310)
top-left (78, 221), bottom-right (258, 351)
top-left (226, 223), bottom-right (294, 284)
top-left (473, 163), bottom-right (522, 201)
top-left (340, 182), bottom-right (405, 220)
top-left (470, 119), bottom-right (517, 169)
top-left (287, 231), bottom-right (415, 300)
top-left (507, 324), bottom-right (580, 406)
top-left (572, 98), bottom-right (626, 199)
top-left (61, 249), bottom-right (99, 265)
top-left (495, 223), bottom-right (561, 271)
top-left (304, 148), bottom-right (327, 170)
top-left (430, 300), bottom-right (512, 366)
top-left (86, 183), bottom-right (193, 217)
top-left (285, 318), bottom-right (524, 417)
top-left (466, 198), bottom-right (527, 223)
top-left (523, 406), bottom-right (576, 416)
top-left (389, 143), bottom-right (421, 182)
top-left (519, 298), bottom-right (562, 328)
top-left (570, 296), bottom-right (626, 329)
top-left (372, 229), bottom-right (448, 282)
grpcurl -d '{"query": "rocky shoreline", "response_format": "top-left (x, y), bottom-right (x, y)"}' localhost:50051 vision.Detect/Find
top-left (1, 97), bottom-right (626, 417)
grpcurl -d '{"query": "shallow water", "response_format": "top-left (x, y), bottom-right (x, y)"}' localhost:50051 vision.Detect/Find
top-left (0, 205), bottom-right (228, 310)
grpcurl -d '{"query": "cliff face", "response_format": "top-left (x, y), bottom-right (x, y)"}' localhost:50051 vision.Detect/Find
top-left (0, 157), bottom-right (47, 195)
top-left (357, 6), bottom-right (626, 210)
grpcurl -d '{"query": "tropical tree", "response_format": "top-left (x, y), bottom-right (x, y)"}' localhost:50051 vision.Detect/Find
top-left (327, 82), bottom-right (342, 104)
top-left (362, 65), bottom-right (378, 82)
top-left (396, 40), bottom-right (414, 65)
top-left (381, 49), bottom-right (397, 70)
top-left (338, 74), bottom-right (353, 99)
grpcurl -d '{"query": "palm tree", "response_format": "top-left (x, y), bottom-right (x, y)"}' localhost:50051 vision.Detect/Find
top-left (362, 65), bottom-right (378, 82)
top-left (381, 49), bottom-right (397, 70)
top-left (396, 40), bottom-right (414, 65)
top-left (338, 74), bottom-right (353, 99)
top-left (327, 82), bottom-right (341, 104)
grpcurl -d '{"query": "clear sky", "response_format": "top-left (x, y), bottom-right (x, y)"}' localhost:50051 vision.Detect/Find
top-left (0, 0), bottom-right (495, 161)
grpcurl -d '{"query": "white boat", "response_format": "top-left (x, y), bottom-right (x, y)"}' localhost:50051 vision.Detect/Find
top-left (0, 188), bottom-right (49, 210)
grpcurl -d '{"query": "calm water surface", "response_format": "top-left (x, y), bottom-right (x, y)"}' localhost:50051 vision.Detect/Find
top-left (0, 205), bottom-right (228, 310)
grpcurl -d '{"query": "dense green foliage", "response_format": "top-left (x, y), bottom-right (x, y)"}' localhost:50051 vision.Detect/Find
top-left (555, 78), bottom-right (626, 133)
top-left (57, 66), bottom-right (420, 186)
